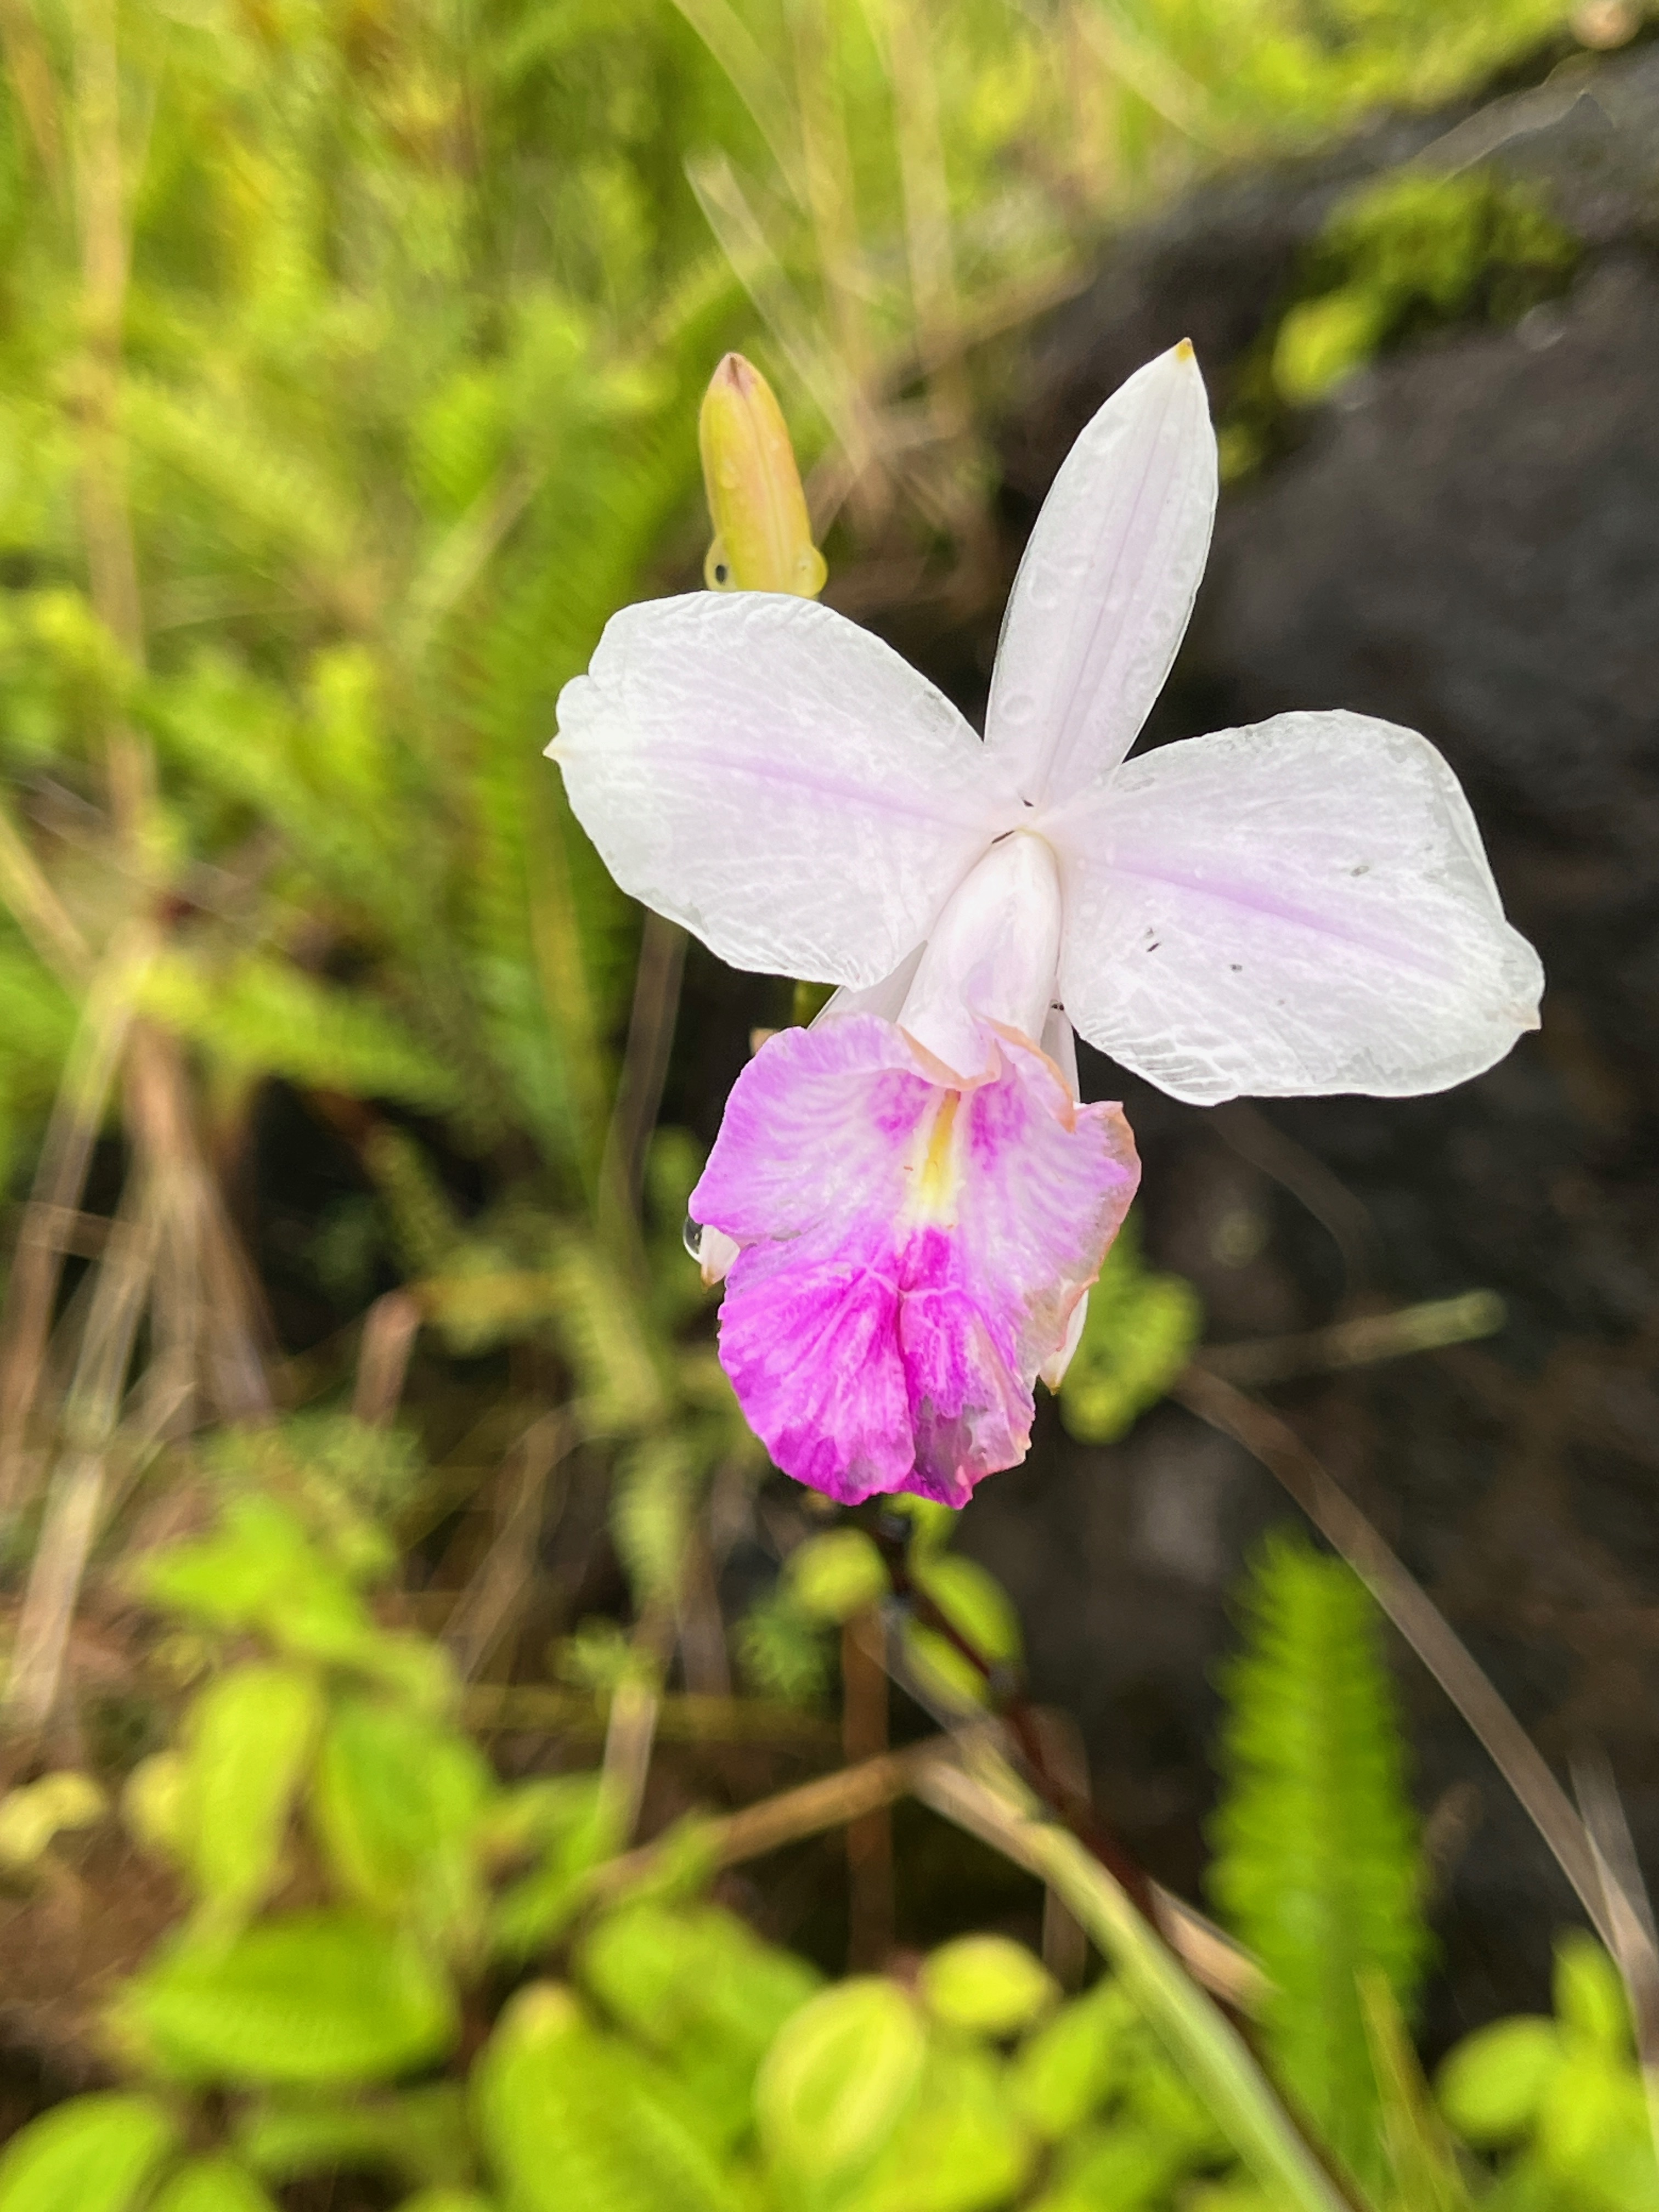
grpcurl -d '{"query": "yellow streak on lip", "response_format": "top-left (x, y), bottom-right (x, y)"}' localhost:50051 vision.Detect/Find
top-left (904, 1091), bottom-right (962, 1227)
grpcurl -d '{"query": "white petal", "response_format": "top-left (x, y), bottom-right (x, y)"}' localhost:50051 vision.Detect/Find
top-left (1040, 1006), bottom-right (1080, 1101)
top-left (696, 1224), bottom-right (741, 1287)
top-left (985, 343), bottom-right (1217, 809)
top-left (552, 594), bottom-right (1013, 986)
top-left (1051, 710), bottom-right (1543, 1105)
top-left (1039, 1288), bottom-right (1089, 1390)
top-left (812, 946), bottom-right (925, 1029)
top-left (897, 832), bottom-right (1063, 1079)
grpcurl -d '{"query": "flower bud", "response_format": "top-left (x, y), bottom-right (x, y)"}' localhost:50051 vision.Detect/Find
top-left (699, 352), bottom-right (827, 598)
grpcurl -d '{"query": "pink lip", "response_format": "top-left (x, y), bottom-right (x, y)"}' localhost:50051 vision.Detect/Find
top-left (690, 1013), bottom-right (1139, 1505)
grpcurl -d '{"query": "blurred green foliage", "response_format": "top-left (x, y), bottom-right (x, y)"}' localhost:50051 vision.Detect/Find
top-left (1272, 170), bottom-right (1579, 408)
top-left (1059, 1214), bottom-right (1204, 1446)
top-left (2, 1460), bottom-right (1648, 2210)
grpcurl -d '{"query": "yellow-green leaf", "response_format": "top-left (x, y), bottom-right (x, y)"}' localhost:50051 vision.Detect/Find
top-left (0, 2094), bottom-right (178, 2212)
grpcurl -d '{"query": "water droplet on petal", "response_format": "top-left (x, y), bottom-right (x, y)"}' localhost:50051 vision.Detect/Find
top-left (682, 1215), bottom-right (704, 1261)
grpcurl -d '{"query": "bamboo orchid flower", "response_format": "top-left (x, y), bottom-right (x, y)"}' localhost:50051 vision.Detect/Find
top-left (550, 342), bottom-right (1542, 1506)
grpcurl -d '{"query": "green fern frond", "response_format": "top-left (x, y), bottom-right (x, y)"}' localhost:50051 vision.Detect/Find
top-left (545, 1230), bottom-right (668, 1434)
top-left (1058, 1213), bottom-right (1203, 1445)
top-left (362, 1126), bottom-right (465, 1280)
top-left (611, 1432), bottom-right (698, 1606)
top-left (139, 950), bottom-right (462, 1112)
top-left (1207, 1531), bottom-right (1429, 2193)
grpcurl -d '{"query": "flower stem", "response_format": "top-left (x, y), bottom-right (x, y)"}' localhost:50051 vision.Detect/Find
top-left (914, 1755), bottom-right (1372, 2212)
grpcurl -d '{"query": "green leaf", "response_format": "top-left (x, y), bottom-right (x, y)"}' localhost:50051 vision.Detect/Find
top-left (178, 1663), bottom-right (323, 1926)
top-left (0, 2093), bottom-right (179, 2212)
top-left (134, 1493), bottom-right (445, 1698)
top-left (1271, 290), bottom-right (1388, 407)
top-left (1555, 1934), bottom-right (1634, 2060)
top-left (1028, 2118), bottom-right (1200, 2212)
top-left (786, 1531), bottom-right (889, 1624)
top-left (1274, 170), bottom-right (1579, 414)
top-left (476, 1773), bottom-right (613, 1864)
top-left (1207, 1530), bottom-right (1429, 2192)
top-left (904, 1553), bottom-right (1020, 1711)
top-left (915, 1554), bottom-right (1020, 1665)
top-left (115, 1910), bottom-right (458, 2086)
top-left (1436, 2017), bottom-right (1562, 2146)
top-left (473, 1982), bottom-right (741, 2212)
top-left (488, 1776), bottom-right (620, 1962)
top-left (1535, 2044), bottom-right (1654, 2191)
top-left (1183, 2186), bottom-right (1279, 2212)
top-left (735, 1590), bottom-right (831, 1707)
top-left (394, 2196), bottom-right (502, 2212)
top-left (578, 1901), bottom-right (820, 2145)
top-left (149, 2157), bottom-right (280, 2212)
top-left (919, 1937), bottom-right (1058, 2039)
top-left (881, 1497), bottom-right (960, 1558)
top-left (122, 1752), bottom-right (189, 1862)
top-left (237, 2085), bottom-right (472, 2189)
top-left (134, 1496), bottom-right (377, 1664)
top-left (0, 1771), bottom-right (106, 1871)
top-left (840, 2043), bottom-right (1034, 2212)
top-left (1008, 1978), bottom-right (1135, 2141)
top-left (309, 1695), bottom-right (492, 1943)
top-left (754, 1978), bottom-right (926, 2185)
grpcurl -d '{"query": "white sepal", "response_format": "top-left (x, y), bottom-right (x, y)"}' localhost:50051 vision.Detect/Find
top-left (986, 343), bottom-right (1217, 810)
top-left (1051, 709), bottom-right (1544, 1104)
top-left (552, 592), bottom-right (1017, 988)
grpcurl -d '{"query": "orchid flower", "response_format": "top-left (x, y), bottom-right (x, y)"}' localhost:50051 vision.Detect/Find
top-left (550, 342), bottom-right (1542, 1508)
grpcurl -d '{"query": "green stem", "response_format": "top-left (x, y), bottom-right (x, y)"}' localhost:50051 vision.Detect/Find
top-left (916, 1757), bottom-right (1370, 2212)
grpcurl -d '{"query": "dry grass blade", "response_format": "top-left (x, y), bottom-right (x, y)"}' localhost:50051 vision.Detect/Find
top-left (600, 1596), bottom-right (679, 1845)
top-left (1060, 0), bottom-right (1228, 149)
top-left (3, 1187), bottom-right (160, 1741)
top-left (1198, 1291), bottom-right (1506, 1389)
top-left (789, 0), bottom-right (876, 412)
top-left (684, 149), bottom-right (866, 484)
top-left (865, 0), bottom-right (970, 438)
top-left (669, 0), bottom-right (803, 197)
top-left (465, 1682), bottom-right (838, 1747)
top-left (123, 1022), bottom-right (269, 1426)
top-left (1573, 1750), bottom-right (1659, 2072)
top-left (842, 1610), bottom-right (894, 1966)
top-left (1175, 1363), bottom-right (1620, 1955)
top-left (596, 1741), bottom-right (944, 1901)
top-left (71, 0), bottom-right (153, 836)
top-left (601, 913), bottom-right (688, 1219)
top-left (1211, 1101), bottom-right (1381, 1295)
top-left (445, 1412), bottom-right (573, 1681)
top-left (867, 1585), bottom-right (1263, 2006)
top-left (0, 792), bottom-right (90, 986)
top-left (0, 0), bottom-right (64, 188)
top-left (1029, 1705), bottom-right (1092, 1989)
top-left (0, 926), bottom-right (153, 1520)
top-left (601, 1674), bottom-right (662, 1848)
top-left (352, 1289), bottom-right (424, 1426)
